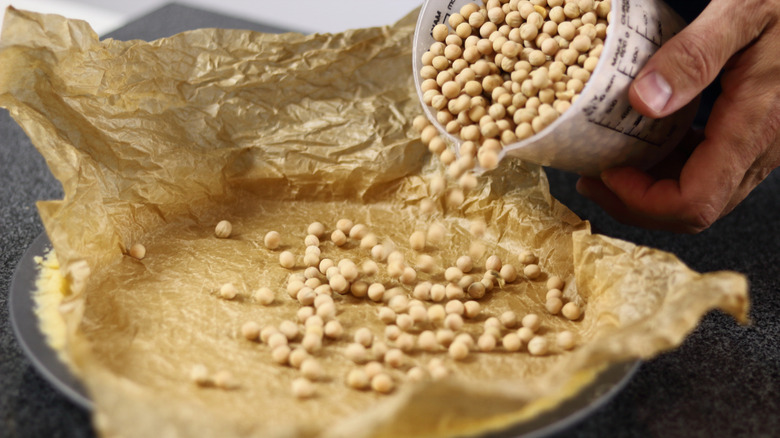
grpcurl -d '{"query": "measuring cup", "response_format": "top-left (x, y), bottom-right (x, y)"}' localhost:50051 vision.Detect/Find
top-left (412, 0), bottom-right (699, 176)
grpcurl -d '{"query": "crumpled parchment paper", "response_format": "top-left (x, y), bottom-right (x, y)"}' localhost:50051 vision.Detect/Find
top-left (0, 7), bottom-right (749, 438)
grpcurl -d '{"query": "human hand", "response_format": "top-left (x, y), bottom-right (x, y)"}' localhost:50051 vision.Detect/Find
top-left (576, 0), bottom-right (780, 233)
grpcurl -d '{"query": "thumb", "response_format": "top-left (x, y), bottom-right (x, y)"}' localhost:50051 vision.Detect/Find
top-left (628, 2), bottom-right (764, 118)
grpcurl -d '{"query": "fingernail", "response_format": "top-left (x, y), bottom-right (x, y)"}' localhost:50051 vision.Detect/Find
top-left (575, 179), bottom-right (590, 196)
top-left (600, 170), bottom-right (616, 191)
top-left (634, 71), bottom-right (672, 115)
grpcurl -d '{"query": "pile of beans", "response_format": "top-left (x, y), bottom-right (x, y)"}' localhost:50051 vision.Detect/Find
top-left (417, 0), bottom-right (611, 172)
top-left (179, 217), bottom-right (584, 399)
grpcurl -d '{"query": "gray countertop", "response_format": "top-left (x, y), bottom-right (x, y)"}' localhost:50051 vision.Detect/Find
top-left (1, 4), bottom-right (778, 437)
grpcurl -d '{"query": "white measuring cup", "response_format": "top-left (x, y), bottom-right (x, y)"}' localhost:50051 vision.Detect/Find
top-left (412, 0), bottom-right (699, 176)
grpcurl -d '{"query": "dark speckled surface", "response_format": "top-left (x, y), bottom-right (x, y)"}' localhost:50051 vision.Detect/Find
top-left (1, 3), bottom-right (778, 438)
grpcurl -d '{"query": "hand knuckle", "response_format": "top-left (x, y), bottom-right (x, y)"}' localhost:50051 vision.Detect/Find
top-left (682, 201), bottom-right (720, 232)
top-left (763, 96), bottom-right (780, 151)
top-left (668, 34), bottom-right (718, 86)
top-left (743, 87), bottom-right (780, 158)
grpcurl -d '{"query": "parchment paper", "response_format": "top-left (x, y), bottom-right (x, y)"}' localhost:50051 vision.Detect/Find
top-left (0, 7), bottom-right (749, 438)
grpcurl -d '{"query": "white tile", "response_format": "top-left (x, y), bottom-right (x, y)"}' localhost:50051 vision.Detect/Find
top-left (1, 0), bottom-right (126, 35)
top-left (177, 0), bottom-right (423, 33)
top-left (2, 1), bottom-right (424, 36)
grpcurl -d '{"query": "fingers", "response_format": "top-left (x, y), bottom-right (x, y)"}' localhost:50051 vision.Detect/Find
top-left (575, 176), bottom-right (688, 231)
top-left (629, 0), bottom-right (772, 118)
top-left (584, 100), bottom-right (752, 233)
top-left (577, 166), bottom-right (728, 234)
top-left (676, 17), bottom-right (780, 218)
top-left (581, 62), bottom-right (778, 234)
top-left (580, 2), bottom-right (780, 232)
top-left (579, 87), bottom-right (765, 233)
top-left (603, 166), bottom-right (723, 233)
